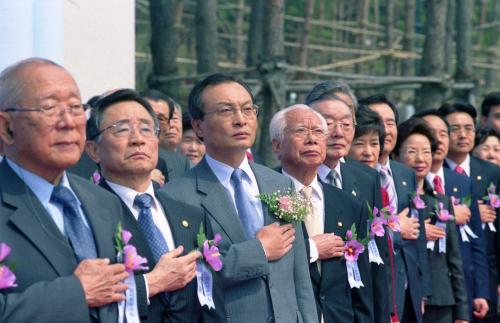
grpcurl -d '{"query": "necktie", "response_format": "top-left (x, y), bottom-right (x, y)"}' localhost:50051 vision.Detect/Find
top-left (230, 169), bottom-right (263, 239)
top-left (433, 175), bottom-right (445, 195)
top-left (50, 185), bottom-right (97, 262)
top-left (246, 150), bottom-right (254, 162)
top-left (134, 194), bottom-right (169, 262)
top-left (379, 166), bottom-right (397, 212)
top-left (327, 169), bottom-right (342, 189)
top-left (300, 186), bottom-right (323, 237)
top-left (455, 165), bottom-right (466, 176)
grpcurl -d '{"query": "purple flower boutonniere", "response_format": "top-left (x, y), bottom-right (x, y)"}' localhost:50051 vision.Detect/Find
top-left (411, 190), bottom-right (426, 210)
top-left (483, 183), bottom-right (500, 208)
top-left (344, 225), bottom-right (366, 288)
top-left (115, 223), bottom-right (149, 272)
top-left (91, 171), bottom-right (101, 185)
top-left (434, 202), bottom-right (453, 222)
top-left (257, 189), bottom-right (309, 223)
top-left (197, 224), bottom-right (223, 272)
top-left (0, 243), bottom-right (17, 290)
top-left (367, 205), bottom-right (387, 238)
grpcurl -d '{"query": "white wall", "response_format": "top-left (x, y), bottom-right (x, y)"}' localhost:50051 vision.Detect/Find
top-left (0, 0), bottom-right (135, 101)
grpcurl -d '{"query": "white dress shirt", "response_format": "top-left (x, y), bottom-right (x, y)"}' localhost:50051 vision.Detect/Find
top-left (282, 169), bottom-right (324, 263)
top-left (445, 154), bottom-right (471, 177)
top-left (376, 160), bottom-right (399, 208)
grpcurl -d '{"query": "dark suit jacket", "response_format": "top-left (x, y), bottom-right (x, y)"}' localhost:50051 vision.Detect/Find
top-left (162, 158), bottom-right (317, 323)
top-left (99, 180), bottom-right (225, 323)
top-left (303, 181), bottom-right (373, 323)
top-left (443, 167), bottom-right (489, 317)
top-left (0, 160), bottom-right (121, 323)
top-left (69, 149), bottom-right (190, 184)
top-left (389, 160), bottom-right (430, 323)
top-left (340, 160), bottom-right (391, 323)
top-left (421, 182), bottom-right (469, 321)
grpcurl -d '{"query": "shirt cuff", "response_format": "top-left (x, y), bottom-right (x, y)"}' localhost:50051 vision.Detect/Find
top-left (309, 238), bottom-right (319, 263)
top-left (143, 274), bottom-right (151, 305)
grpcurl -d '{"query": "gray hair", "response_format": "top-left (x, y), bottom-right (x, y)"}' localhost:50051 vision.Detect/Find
top-left (269, 104), bottom-right (328, 142)
top-left (304, 80), bottom-right (358, 111)
top-left (0, 58), bottom-right (63, 111)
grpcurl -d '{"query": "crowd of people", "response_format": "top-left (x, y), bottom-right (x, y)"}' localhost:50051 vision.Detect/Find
top-left (0, 57), bottom-right (499, 323)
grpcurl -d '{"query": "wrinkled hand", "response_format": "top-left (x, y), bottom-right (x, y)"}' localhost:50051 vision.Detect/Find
top-left (399, 208), bottom-right (419, 240)
top-left (257, 223), bottom-right (295, 261)
top-left (424, 219), bottom-right (446, 241)
top-left (478, 200), bottom-right (496, 223)
top-left (151, 169), bottom-right (165, 185)
top-left (311, 233), bottom-right (344, 259)
top-left (145, 246), bottom-right (201, 297)
top-left (453, 204), bottom-right (471, 225)
top-left (74, 258), bottom-right (129, 308)
top-left (473, 298), bottom-right (489, 319)
top-left (454, 320), bottom-right (468, 323)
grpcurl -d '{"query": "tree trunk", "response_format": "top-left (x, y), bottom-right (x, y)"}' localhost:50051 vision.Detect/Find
top-left (246, 0), bottom-right (264, 75)
top-left (485, 0), bottom-right (499, 88)
top-left (385, 0), bottom-right (395, 75)
top-left (444, 0), bottom-right (455, 75)
top-left (149, 0), bottom-right (183, 99)
top-left (235, 0), bottom-right (245, 65)
top-left (455, 0), bottom-right (472, 82)
top-left (195, 0), bottom-right (218, 73)
top-left (257, 0), bottom-right (286, 167)
top-left (298, 0), bottom-right (314, 67)
top-left (417, 0), bottom-right (448, 110)
top-left (355, 0), bottom-right (370, 73)
top-left (401, 0), bottom-right (416, 76)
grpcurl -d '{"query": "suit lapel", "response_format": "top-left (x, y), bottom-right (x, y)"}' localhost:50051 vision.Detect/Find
top-left (250, 163), bottom-right (282, 225)
top-left (390, 161), bottom-right (410, 212)
top-left (339, 163), bottom-right (360, 199)
top-left (196, 159), bottom-right (248, 243)
top-left (1, 161), bottom-right (77, 276)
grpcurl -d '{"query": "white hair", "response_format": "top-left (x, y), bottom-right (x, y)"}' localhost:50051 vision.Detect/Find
top-left (269, 104), bottom-right (328, 142)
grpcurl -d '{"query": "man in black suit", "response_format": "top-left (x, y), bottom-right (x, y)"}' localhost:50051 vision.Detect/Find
top-left (85, 89), bottom-right (225, 322)
top-left (438, 102), bottom-right (500, 322)
top-left (305, 81), bottom-right (390, 323)
top-left (271, 104), bottom-right (373, 322)
top-left (0, 58), bottom-right (129, 322)
top-left (362, 94), bottom-right (431, 323)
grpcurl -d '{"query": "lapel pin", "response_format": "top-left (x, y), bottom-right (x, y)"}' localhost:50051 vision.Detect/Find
top-left (402, 181), bottom-right (407, 186)
top-left (182, 220), bottom-right (189, 228)
top-left (351, 190), bottom-right (357, 197)
top-left (337, 221), bottom-right (343, 227)
top-left (453, 187), bottom-right (458, 193)
top-left (476, 176), bottom-right (482, 181)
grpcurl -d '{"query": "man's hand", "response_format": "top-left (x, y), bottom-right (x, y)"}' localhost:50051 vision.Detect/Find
top-left (453, 204), bottom-right (471, 225)
top-left (145, 246), bottom-right (201, 297)
top-left (150, 169), bottom-right (165, 185)
top-left (74, 258), bottom-right (129, 308)
top-left (257, 223), bottom-right (295, 261)
top-left (398, 208), bottom-right (420, 240)
top-left (454, 320), bottom-right (468, 323)
top-left (311, 233), bottom-right (344, 259)
top-left (478, 200), bottom-right (496, 223)
top-left (472, 298), bottom-right (489, 319)
top-left (424, 219), bottom-right (446, 241)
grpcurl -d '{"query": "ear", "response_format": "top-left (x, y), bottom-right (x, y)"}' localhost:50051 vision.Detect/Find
top-left (271, 139), bottom-right (281, 160)
top-left (0, 112), bottom-right (14, 145)
top-left (85, 141), bottom-right (101, 164)
top-left (191, 119), bottom-right (204, 139)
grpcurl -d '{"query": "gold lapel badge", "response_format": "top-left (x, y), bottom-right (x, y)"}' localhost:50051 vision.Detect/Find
top-left (453, 187), bottom-right (458, 193)
top-left (337, 221), bottom-right (343, 227)
top-left (477, 176), bottom-right (482, 181)
top-left (402, 181), bottom-right (407, 186)
top-left (351, 190), bottom-right (357, 197)
top-left (182, 220), bottom-right (189, 228)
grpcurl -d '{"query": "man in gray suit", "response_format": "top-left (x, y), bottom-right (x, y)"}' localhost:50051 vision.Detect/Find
top-left (163, 73), bottom-right (317, 323)
top-left (0, 58), bottom-right (128, 322)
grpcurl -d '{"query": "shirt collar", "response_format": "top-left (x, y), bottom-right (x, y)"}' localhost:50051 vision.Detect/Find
top-left (205, 153), bottom-right (256, 187)
top-left (106, 180), bottom-right (157, 213)
top-left (445, 154), bottom-right (471, 176)
top-left (376, 159), bottom-right (392, 175)
top-left (281, 169), bottom-right (323, 201)
top-left (426, 166), bottom-right (445, 189)
top-left (317, 163), bottom-right (342, 183)
top-left (6, 158), bottom-right (79, 206)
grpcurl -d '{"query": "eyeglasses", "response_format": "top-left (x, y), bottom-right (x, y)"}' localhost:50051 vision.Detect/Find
top-left (204, 104), bottom-right (259, 119)
top-left (289, 126), bottom-right (328, 139)
top-left (91, 120), bottom-right (159, 140)
top-left (6, 103), bottom-right (89, 119)
top-left (325, 119), bottom-right (356, 132)
top-left (449, 125), bottom-right (475, 134)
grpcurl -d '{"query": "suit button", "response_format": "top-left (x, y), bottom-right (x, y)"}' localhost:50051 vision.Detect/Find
top-left (267, 317), bottom-right (274, 323)
top-left (320, 295), bottom-right (325, 300)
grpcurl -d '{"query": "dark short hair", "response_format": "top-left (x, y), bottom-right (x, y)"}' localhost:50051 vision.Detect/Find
top-left (182, 111), bottom-right (193, 132)
top-left (140, 89), bottom-right (181, 120)
top-left (481, 92), bottom-right (500, 118)
top-left (187, 73), bottom-right (254, 120)
top-left (475, 125), bottom-right (499, 147)
top-left (87, 89), bottom-right (159, 141)
top-left (394, 117), bottom-right (437, 157)
top-left (354, 104), bottom-right (385, 153)
top-left (438, 101), bottom-right (477, 122)
top-left (413, 108), bottom-right (450, 131)
top-left (304, 80), bottom-right (358, 110)
top-left (359, 93), bottom-right (399, 124)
